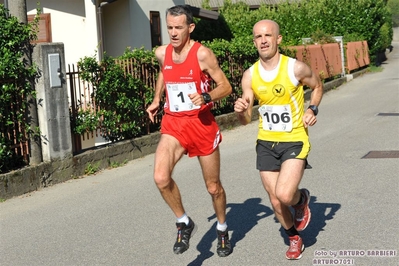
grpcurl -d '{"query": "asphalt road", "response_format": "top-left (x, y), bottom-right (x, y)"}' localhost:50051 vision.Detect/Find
top-left (1, 44), bottom-right (398, 266)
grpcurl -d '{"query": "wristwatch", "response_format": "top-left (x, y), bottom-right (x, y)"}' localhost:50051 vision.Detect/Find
top-left (202, 93), bottom-right (212, 104)
top-left (308, 105), bottom-right (318, 116)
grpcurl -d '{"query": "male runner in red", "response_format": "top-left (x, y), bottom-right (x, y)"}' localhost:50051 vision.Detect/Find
top-left (146, 5), bottom-right (232, 257)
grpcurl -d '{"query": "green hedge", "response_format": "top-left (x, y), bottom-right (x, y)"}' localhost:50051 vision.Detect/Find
top-left (193, 0), bottom-right (393, 64)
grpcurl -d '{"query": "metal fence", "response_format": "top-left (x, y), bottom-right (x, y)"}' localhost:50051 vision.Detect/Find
top-left (67, 58), bottom-right (163, 153)
top-left (1, 91), bottom-right (30, 164)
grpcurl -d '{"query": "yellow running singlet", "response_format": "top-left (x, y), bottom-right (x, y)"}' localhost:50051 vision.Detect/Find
top-left (251, 55), bottom-right (309, 143)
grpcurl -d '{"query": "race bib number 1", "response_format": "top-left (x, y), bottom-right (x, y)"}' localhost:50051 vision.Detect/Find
top-left (258, 104), bottom-right (293, 132)
top-left (166, 82), bottom-right (200, 112)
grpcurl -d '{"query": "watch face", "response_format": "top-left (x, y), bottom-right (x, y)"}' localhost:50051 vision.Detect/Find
top-left (202, 93), bottom-right (211, 103)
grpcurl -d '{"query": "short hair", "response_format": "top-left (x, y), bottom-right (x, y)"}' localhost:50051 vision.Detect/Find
top-left (166, 5), bottom-right (194, 25)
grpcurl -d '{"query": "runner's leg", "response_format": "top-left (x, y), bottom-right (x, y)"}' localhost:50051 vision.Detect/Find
top-left (198, 147), bottom-right (227, 224)
top-left (153, 134), bottom-right (187, 217)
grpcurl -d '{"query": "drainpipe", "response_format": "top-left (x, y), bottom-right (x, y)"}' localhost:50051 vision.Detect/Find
top-left (97, 0), bottom-right (118, 61)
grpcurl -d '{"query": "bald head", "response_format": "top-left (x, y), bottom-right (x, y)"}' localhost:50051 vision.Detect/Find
top-left (252, 19), bottom-right (282, 61)
top-left (253, 20), bottom-right (280, 37)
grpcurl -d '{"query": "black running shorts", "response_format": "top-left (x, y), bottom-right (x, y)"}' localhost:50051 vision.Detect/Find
top-left (256, 140), bottom-right (312, 171)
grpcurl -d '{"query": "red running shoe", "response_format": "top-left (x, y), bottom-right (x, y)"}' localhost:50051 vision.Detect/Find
top-left (286, 235), bottom-right (304, 260)
top-left (293, 188), bottom-right (311, 231)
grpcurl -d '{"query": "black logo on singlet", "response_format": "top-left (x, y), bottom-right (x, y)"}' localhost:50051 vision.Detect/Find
top-left (272, 84), bottom-right (285, 97)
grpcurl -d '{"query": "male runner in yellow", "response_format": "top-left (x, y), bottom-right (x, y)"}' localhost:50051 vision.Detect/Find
top-left (234, 19), bottom-right (323, 260)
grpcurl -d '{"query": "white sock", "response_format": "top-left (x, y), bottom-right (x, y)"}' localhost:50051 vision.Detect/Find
top-left (176, 214), bottom-right (189, 225)
top-left (216, 221), bottom-right (228, 232)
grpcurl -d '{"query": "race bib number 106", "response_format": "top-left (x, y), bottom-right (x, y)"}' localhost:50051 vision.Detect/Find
top-left (166, 82), bottom-right (200, 112)
top-left (258, 104), bottom-right (293, 132)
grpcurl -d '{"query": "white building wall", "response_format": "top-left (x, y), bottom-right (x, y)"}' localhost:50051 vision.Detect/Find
top-left (26, 0), bottom-right (99, 66)
top-left (101, 0), bottom-right (132, 57)
top-left (4, 0), bottom-right (187, 64)
top-left (103, 0), bottom-right (184, 57)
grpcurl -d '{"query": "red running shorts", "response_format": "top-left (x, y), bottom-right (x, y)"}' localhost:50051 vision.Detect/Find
top-left (160, 112), bottom-right (222, 157)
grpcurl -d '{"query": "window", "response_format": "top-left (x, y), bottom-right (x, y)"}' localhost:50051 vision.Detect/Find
top-left (28, 13), bottom-right (52, 43)
top-left (150, 11), bottom-right (161, 48)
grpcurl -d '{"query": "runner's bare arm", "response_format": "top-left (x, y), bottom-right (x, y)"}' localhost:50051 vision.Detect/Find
top-left (146, 46), bottom-right (166, 123)
top-left (197, 46), bottom-right (232, 102)
top-left (235, 69), bottom-right (255, 125)
top-left (294, 60), bottom-right (323, 127)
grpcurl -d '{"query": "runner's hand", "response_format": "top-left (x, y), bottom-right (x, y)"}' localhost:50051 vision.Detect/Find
top-left (303, 109), bottom-right (317, 128)
top-left (146, 102), bottom-right (159, 123)
top-left (234, 97), bottom-right (250, 113)
top-left (188, 93), bottom-right (202, 106)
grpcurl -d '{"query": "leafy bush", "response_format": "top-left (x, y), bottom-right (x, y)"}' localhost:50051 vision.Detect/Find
top-left (0, 5), bottom-right (38, 173)
top-left (310, 29), bottom-right (338, 44)
top-left (118, 47), bottom-right (159, 108)
top-left (194, 0), bottom-right (393, 63)
top-left (75, 54), bottom-right (146, 142)
top-left (192, 14), bottom-right (233, 42)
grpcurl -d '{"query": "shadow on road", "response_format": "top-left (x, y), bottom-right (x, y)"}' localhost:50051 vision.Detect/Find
top-left (187, 197), bottom-right (274, 266)
top-left (278, 196), bottom-right (341, 247)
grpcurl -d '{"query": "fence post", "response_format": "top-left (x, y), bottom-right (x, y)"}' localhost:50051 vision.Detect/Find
top-left (32, 43), bottom-right (73, 161)
top-left (334, 36), bottom-right (345, 77)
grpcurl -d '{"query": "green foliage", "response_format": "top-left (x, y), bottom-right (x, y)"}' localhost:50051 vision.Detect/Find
top-left (343, 32), bottom-right (366, 43)
top-left (0, 137), bottom-right (13, 171)
top-left (202, 37), bottom-right (257, 101)
top-left (388, 0), bottom-right (399, 27)
top-left (73, 109), bottom-right (99, 134)
top-left (191, 14), bottom-right (233, 42)
top-left (76, 54), bottom-right (146, 142)
top-left (379, 22), bottom-right (393, 50)
top-left (108, 159), bottom-right (128, 168)
top-left (310, 29), bottom-right (337, 44)
top-left (119, 47), bottom-right (159, 107)
top-left (84, 162), bottom-right (100, 175)
top-left (218, 0), bottom-right (254, 39)
top-left (0, 5), bottom-right (39, 173)
top-left (368, 65), bottom-right (384, 72)
top-left (194, 0), bottom-right (393, 64)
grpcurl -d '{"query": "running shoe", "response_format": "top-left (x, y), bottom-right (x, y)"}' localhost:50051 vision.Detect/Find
top-left (286, 235), bottom-right (305, 260)
top-left (173, 217), bottom-right (197, 254)
top-left (216, 229), bottom-right (232, 257)
top-left (293, 188), bottom-right (311, 231)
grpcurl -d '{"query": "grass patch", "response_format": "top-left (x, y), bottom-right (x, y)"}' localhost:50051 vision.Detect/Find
top-left (84, 162), bottom-right (101, 175)
top-left (108, 159), bottom-right (128, 169)
top-left (368, 65), bottom-right (383, 72)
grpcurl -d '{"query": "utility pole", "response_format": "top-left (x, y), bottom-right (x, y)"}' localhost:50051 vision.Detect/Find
top-left (8, 0), bottom-right (42, 165)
